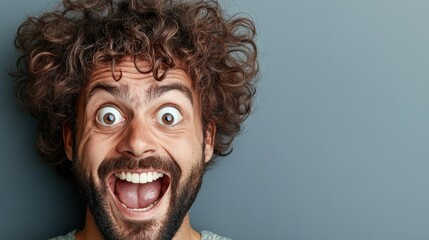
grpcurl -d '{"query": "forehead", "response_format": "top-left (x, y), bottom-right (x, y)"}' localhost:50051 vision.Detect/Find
top-left (89, 60), bottom-right (192, 88)
top-left (83, 60), bottom-right (195, 103)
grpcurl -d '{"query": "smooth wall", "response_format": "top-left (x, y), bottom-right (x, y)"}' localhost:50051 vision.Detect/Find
top-left (2, 0), bottom-right (429, 239)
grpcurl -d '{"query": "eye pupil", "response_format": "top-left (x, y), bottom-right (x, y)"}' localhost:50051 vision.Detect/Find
top-left (162, 113), bottom-right (174, 125)
top-left (103, 113), bottom-right (115, 124)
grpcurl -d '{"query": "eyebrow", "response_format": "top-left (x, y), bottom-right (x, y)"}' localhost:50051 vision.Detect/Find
top-left (147, 83), bottom-right (194, 105)
top-left (86, 83), bottom-right (130, 105)
top-left (85, 82), bottom-right (194, 106)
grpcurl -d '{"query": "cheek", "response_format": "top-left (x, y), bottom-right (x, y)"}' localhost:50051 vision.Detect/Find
top-left (155, 129), bottom-right (204, 171)
top-left (76, 131), bottom-right (113, 180)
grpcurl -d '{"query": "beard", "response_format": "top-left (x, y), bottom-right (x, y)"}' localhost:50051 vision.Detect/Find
top-left (72, 153), bottom-right (206, 240)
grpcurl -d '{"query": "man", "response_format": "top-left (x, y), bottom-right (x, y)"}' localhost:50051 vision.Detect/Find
top-left (14, 0), bottom-right (258, 239)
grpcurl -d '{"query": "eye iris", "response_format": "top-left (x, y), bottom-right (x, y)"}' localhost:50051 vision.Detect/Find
top-left (162, 113), bottom-right (174, 125)
top-left (103, 113), bottom-right (115, 125)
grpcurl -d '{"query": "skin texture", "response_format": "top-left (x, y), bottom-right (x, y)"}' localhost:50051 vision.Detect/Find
top-left (63, 59), bottom-right (215, 240)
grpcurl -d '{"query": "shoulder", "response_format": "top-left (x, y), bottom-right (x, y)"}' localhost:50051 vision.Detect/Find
top-left (201, 230), bottom-right (232, 240)
top-left (46, 230), bottom-right (77, 240)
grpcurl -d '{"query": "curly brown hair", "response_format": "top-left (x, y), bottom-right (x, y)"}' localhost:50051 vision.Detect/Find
top-left (14, 0), bottom-right (258, 166)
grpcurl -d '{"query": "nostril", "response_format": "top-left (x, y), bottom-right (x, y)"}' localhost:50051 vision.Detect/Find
top-left (122, 150), bottom-right (137, 158)
top-left (116, 137), bottom-right (157, 158)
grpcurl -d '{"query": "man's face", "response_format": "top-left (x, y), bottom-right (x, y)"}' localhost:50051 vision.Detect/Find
top-left (64, 60), bottom-right (214, 240)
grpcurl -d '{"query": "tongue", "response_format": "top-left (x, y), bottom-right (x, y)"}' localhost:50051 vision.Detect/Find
top-left (115, 178), bottom-right (162, 209)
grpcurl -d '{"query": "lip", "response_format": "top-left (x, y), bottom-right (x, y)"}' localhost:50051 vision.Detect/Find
top-left (106, 169), bottom-right (171, 220)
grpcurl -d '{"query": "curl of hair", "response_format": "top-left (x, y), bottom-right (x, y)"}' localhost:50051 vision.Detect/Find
top-left (14, 0), bottom-right (258, 166)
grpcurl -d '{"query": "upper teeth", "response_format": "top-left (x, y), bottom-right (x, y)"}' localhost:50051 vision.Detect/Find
top-left (114, 171), bottom-right (164, 184)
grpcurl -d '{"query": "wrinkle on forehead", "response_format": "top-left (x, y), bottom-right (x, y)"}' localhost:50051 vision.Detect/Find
top-left (85, 82), bottom-right (141, 107)
top-left (85, 61), bottom-right (196, 109)
top-left (90, 60), bottom-right (191, 85)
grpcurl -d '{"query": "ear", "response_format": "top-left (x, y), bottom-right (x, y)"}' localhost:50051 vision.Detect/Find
top-left (204, 122), bottom-right (216, 163)
top-left (63, 122), bottom-right (73, 161)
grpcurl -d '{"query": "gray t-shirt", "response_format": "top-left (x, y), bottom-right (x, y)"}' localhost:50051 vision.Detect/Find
top-left (48, 230), bottom-right (231, 240)
top-left (201, 230), bottom-right (232, 240)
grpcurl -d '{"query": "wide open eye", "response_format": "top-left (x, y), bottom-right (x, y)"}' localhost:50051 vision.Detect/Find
top-left (155, 106), bottom-right (183, 126)
top-left (96, 106), bottom-right (125, 127)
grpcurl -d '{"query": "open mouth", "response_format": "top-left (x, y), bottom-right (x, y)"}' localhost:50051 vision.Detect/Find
top-left (108, 171), bottom-right (170, 212)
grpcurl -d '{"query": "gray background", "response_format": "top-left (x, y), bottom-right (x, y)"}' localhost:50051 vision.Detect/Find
top-left (2, 0), bottom-right (429, 239)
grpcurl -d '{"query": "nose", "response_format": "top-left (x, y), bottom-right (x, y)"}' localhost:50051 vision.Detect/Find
top-left (116, 118), bottom-right (157, 158)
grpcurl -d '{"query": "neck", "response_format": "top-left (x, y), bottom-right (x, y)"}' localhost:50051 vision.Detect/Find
top-left (74, 209), bottom-right (101, 240)
top-left (75, 208), bottom-right (200, 240)
top-left (173, 214), bottom-right (201, 240)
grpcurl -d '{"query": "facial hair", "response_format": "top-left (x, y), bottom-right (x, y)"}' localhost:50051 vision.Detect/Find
top-left (72, 153), bottom-right (205, 240)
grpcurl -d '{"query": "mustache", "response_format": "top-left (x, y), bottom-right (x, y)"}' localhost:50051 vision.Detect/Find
top-left (97, 156), bottom-right (181, 181)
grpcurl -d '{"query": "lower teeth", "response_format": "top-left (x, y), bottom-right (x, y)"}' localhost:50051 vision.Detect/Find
top-left (122, 200), bottom-right (159, 212)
